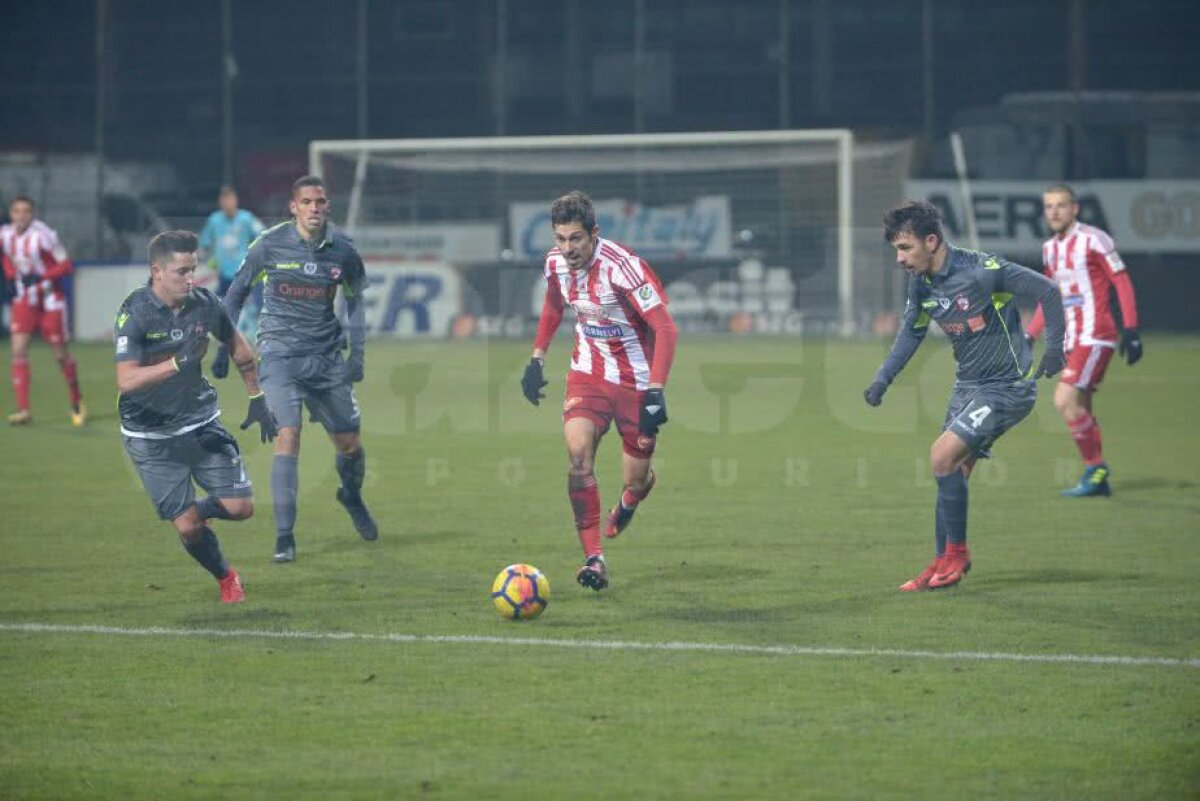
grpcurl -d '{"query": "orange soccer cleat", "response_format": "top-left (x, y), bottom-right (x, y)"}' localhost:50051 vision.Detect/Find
top-left (218, 569), bottom-right (245, 603)
top-left (928, 544), bottom-right (972, 589)
top-left (899, 557), bottom-right (944, 592)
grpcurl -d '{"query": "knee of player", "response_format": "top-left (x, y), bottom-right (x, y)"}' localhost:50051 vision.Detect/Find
top-left (928, 448), bottom-right (958, 477)
top-left (224, 497), bottom-right (254, 521)
top-left (566, 455), bottom-right (594, 477)
top-left (174, 520), bottom-right (206, 542)
top-left (274, 427), bottom-right (301, 455)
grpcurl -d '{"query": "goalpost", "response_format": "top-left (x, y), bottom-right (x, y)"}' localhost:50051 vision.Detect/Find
top-left (310, 130), bottom-right (905, 337)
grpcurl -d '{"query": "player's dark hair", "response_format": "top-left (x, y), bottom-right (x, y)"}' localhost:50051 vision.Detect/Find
top-left (291, 175), bottom-right (325, 197)
top-left (148, 230), bottom-right (199, 267)
top-left (1045, 183), bottom-right (1077, 203)
top-left (883, 200), bottom-right (945, 245)
top-left (9, 195), bottom-right (35, 208)
top-left (551, 190), bottom-right (596, 231)
top-left (219, 185), bottom-right (237, 197)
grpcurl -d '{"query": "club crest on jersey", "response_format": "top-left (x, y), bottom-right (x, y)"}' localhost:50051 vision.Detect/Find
top-left (633, 283), bottom-right (662, 313)
top-left (330, 267), bottom-right (342, 281)
top-left (955, 294), bottom-right (970, 311)
top-left (304, 262), bottom-right (318, 275)
top-left (170, 329), bottom-right (184, 341)
top-left (938, 297), bottom-right (951, 310)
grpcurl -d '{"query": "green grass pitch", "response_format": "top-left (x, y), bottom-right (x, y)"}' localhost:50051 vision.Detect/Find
top-left (1, 335), bottom-right (1197, 800)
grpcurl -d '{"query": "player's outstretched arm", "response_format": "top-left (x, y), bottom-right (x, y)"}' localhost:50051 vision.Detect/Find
top-left (864, 281), bottom-right (929, 407)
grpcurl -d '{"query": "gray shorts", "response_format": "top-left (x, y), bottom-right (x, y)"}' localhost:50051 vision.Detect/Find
top-left (123, 421), bottom-right (253, 521)
top-left (942, 380), bottom-right (1038, 458)
top-left (259, 352), bottom-right (361, 433)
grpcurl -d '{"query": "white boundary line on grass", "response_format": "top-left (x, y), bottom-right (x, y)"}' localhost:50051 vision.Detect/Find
top-left (2, 622), bottom-right (1197, 668)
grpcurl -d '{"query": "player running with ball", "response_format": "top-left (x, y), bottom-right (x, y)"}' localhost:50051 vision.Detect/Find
top-left (522, 191), bottom-right (679, 592)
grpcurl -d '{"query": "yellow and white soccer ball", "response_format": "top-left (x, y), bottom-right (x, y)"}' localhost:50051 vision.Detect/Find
top-left (491, 564), bottom-right (550, 620)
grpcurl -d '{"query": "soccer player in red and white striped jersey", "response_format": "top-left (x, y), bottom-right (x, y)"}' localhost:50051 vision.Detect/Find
top-left (1, 196), bottom-right (86, 426)
top-left (1025, 184), bottom-right (1141, 497)
top-left (521, 190), bottom-right (679, 591)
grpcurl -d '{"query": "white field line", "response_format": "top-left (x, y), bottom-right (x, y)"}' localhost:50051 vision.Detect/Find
top-left (2, 622), bottom-right (1197, 668)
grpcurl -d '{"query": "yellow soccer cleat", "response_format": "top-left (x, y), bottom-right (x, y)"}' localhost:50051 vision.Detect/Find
top-left (70, 403), bottom-right (88, 427)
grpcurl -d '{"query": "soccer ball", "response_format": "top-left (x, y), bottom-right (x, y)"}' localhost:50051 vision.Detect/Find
top-left (491, 564), bottom-right (550, 620)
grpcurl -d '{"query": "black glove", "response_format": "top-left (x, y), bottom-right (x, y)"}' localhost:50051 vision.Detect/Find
top-left (521, 358), bottom-right (547, 406)
top-left (639, 388), bottom-right (668, 436)
top-left (342, 351), bottom-right (364, 383)
top-left (240, 392), bottom-right (278, 443)
top-left (1034, 344), bottom-right (1065, 379)
top-left (1119, 329), bottom-right (1143, 366)
top-left (20, 273), bottom-right (40, 287)
top-left (172, 336), bottom-right (208, 372)
top-left (211, 344), bottom-right (230, 379)
top-left (863, 380), bottom-right (888, 407)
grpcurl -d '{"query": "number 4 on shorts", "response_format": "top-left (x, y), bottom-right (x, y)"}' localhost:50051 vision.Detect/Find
top-left (967, 405), bottom-right (992, 428)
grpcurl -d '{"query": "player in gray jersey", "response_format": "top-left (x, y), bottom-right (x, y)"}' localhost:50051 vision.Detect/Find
top-left (224, 175), bottom-right (376, 563)
top-left (115, 231), bottom-right (278, 603)
top-left (863, 201), bottom-right (1067, 591)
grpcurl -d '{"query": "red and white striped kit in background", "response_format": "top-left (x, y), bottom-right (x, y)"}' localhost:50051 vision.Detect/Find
top-left (1035, 221), bottom-right (1138, 353)
top-left (537, 238), bottom-right (669, 392)
top-left (1, 219), bottom-right (72, 304)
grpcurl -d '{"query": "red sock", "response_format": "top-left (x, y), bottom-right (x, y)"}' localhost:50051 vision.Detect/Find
top-left (11, 357), bottom-right (30, 411)
top-left (59, 355), bottom-right (82, 407)
top-left (1068, 411), bottom-right (1104, 466)
top-left (619, 469), bottom-right (656, 511)
top-left (568, 471), bottom-right (602, 558)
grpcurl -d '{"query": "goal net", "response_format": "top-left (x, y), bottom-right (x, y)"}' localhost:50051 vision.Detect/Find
top-left (310, 131), bottom-right (912, 338)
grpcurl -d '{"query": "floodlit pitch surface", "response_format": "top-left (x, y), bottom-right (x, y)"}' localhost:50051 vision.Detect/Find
top-left (2, 337), bottom-right (1196, 800)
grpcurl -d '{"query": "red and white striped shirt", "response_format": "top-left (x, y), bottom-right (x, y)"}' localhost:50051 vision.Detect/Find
top-left (1039, 221), bottom-right (1137, 350)
top-left (538, 238), bottom-right (669, 391)
top-left (0, 219), bottom-right (72, 304)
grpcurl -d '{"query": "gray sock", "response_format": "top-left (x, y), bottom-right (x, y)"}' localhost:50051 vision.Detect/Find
top-left (935, 470), bottom-right (970, 551)
top-left (181, 527), bottom-right (229, 580)
top-left (336, 448), bottom-right (366, 496)
top-left (272, 454), bottom-right (299, 537)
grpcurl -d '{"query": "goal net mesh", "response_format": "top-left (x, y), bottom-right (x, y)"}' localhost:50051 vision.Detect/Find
top-left (313, 133), bottom-right (911, 336)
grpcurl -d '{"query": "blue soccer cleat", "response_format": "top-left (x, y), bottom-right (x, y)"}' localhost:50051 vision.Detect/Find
top-left (1061, 463), bottom-right (1112, 497)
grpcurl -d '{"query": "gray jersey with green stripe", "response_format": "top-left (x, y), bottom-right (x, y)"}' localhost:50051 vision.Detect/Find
top-left (224, 222), bottom-right (367, 358)
top-left (114, 285), bottom-right (235, 437)
top-left (874, 245), bottom-right (1065, 387)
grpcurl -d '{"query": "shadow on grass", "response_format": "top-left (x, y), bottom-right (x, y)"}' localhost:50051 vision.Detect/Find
top-left (1112, 478), bottom-right (1200, 492)
top-left (981, 568), bottom-right (1141, 586)
top-left (181, 607), bottom-right (294, 628)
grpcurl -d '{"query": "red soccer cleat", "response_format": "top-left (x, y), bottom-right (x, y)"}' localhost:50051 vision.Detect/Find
top-left (899, 558), bottom-right (943, 592)
top-left (928, 545), bottom-right (972, 589)
top-left (218, 569), bottom-right (245, 603)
